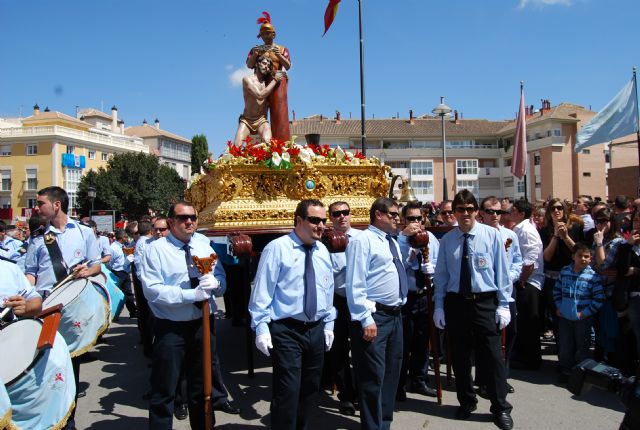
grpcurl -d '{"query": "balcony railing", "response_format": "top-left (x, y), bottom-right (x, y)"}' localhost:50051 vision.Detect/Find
top-left (0, 126), bottom-right (149, 153)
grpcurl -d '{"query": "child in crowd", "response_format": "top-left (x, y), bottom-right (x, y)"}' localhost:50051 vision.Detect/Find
top-left (553, 242), bottom-right (605, 381)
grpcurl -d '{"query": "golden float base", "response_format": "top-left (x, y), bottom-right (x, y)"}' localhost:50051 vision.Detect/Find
top-left (186, 163), bottom-right (390, 231)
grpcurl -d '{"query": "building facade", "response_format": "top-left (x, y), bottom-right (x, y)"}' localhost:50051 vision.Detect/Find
top-left (125, 119), bottom-right (192, 181)
top-left (0, 105), bottom-right (191, 222)
top-left (291, 101), bottom-right (610, 203)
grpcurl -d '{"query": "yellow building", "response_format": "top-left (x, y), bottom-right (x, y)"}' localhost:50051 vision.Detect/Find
top-left (0, 105), bottom-right (149, 221)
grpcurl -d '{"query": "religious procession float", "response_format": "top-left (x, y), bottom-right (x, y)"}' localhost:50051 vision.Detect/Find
top-left (185, 11), bottom-right (390, 237)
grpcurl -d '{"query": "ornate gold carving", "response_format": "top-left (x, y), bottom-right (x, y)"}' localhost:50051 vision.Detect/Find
top-left (187, 164), bottom-right (390, 230)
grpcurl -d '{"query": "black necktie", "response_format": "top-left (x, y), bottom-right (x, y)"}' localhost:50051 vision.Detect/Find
top-left (303, 244), bottom-right (317, 320)
top-left (387, 234), bottom-right (409, 299)
top-left (459, 233), bottom-right (472, 297)
top-left (183, 244), bottom-right (202, 308)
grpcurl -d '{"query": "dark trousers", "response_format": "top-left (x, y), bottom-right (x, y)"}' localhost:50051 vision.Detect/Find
top-left (515, 282), bottom-right (541, 368)
top-left (112, 269), bottom-right (137, 315)
top-left (132, 267), bottom-right (153, 355)
top-left (398, 292), bottom-right (430, 394)
top-left (323, 294), bottom-right (356, 402)
top-left (270, 318), bottom-right (325, 430)
top-left (558, 316), bottom-right (593, 373)
top-left (148, 317), bottom-right (217, 430)
top-left (476, 299), bottom-right (517, 383)
top-left (350, 310), bottom-right (403, 430)
top-left (175, 345), bottom-right (230, 408)
top-left (444, 292), bottom-right (512, 415)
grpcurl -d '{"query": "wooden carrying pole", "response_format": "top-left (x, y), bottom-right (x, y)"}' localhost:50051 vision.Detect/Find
top-left (425, 269), bottom-right (443, 405)
top-left (202, 300), bottom-right (213, 429)
top-left (192, 253), bottom-right (218, 429)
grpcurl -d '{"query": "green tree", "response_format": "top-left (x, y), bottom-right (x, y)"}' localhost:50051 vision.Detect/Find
top-left (191, 134), bottom-right (209, 174)
top-left (77, 152), bottom-right (185, 219)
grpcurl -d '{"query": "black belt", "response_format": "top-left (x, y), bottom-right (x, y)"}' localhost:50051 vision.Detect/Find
top-left (276, 317), bottom-right (323, 328)
top-left (375, 302), bottom-right (402, 314)
top-left (449, 291), bottom-right (496, 301)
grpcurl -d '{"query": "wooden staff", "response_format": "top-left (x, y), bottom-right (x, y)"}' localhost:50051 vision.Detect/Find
top-left (501, 328), bottom-right (507, 363)
top-left (422, 247), bottom-right (443, 405)
top-left (192, 253), bottom-right (218, 430)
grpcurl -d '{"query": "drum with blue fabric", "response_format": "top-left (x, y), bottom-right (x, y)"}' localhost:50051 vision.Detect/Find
top-left (0, 318), bottom-right (75, 430)
top-left (0, 377), bottom-right (12, 430)
top-left (42, 277), bottom-right (110, 357)
top-left (98, 264), bottom-right (125, 321)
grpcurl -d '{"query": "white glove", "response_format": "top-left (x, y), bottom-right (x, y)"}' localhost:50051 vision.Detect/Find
top-left (496, 306), bottom-right (511, 330)
top-left (126, 254), bottom-right (134, 263)
top-left (421, 262), bottom-right (435, 275)
top-left (433, 308), bottom-right (446, 329)
top-left (324, 330), bottom-right (335, 351)
top-left (193, 285), bottom-right (212, 302)
top-left (198, 273), bottom-right (220, 293)
top-left (255, 333), bottom-right (273, 356)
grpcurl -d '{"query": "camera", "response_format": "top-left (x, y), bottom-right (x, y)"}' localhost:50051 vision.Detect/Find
top-left (568, 359), bottom-right (639, 430)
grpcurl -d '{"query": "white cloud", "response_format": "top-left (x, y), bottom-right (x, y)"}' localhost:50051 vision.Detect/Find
top-left (228, 67), bottom-right (252, 87)
top-left (518, 0), bottom-right (573, 8)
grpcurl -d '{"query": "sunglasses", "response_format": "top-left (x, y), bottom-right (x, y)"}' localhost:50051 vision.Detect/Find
top-left (304, 216), bottom-right (327, 225)
top-left (550, 205), bottom-right (564, 211)
top-left (154, 227), bottom-right (168, 232)
top-left (455, 206), bottom-right (477, 214)
top-left (441, 210), bottom-right (454, 216)
top-left (595, 219), bottom-right (609, 224)
top-left (406, 216), bottom-right (423, 222)
top-left (175, 214), bottom-right (198, 222)
top-left (482, 209), bottom-right (504, 216)
top-left (331, 209), bottom-right (350, 218)
top-left (385, 211), bottom-right (400, 219)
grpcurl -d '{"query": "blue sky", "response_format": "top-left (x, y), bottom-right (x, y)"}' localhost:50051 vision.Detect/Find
top-left (1, 0), bottom-right (638, 155)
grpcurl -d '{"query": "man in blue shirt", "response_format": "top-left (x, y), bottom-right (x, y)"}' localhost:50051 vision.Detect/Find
top-left (249, 199), bottom-right (336, 430)
top-left (396, 201), bottom-right (439, 402)
top-left (140, 201), bottom-right (226, 430)
top-left (108, 228), bottom-right (138, 318)
top-left (345, 197), bottom-right (406, 430)
top-left (477, 196), bottom-right (523, 396)
top-left (87, 220), bottom-right (111, 265)
top-left (433, 189), bottom-right (514, 430)
top-left (323, 200), bottom-right (361, 416)
top-left (24, 186), bottom-right (102, 430)
top-left (0, 222), bottom-right (24, 262)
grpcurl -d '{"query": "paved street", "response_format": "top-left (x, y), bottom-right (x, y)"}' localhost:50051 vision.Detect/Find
top-left (76, 300), bottom-right (626, 430)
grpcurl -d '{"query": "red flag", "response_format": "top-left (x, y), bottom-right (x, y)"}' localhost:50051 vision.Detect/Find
top-left (323, 0), bottom-right (341, 36)
top-left (511, 83), bottom-right (527, 180)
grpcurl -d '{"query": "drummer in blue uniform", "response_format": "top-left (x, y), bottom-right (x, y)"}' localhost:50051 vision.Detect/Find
top-left (0, 222), bottom-right (24, 262)
top-left (0, 256), bottom-right (42, 320)
top-left (23, 186), bottom-right (101, 430)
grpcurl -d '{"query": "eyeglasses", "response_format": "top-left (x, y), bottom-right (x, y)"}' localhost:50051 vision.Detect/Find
top-left (482, 209), bottom-right (504, 216)
top-left (550, 205), bottom-right (564, 211)
top-left (441, 210), bottom-right (454, 216)
top-left (331, 209), bottom-right (350, 218)
top-left (304, 216), bottom-right (327, 225)
top-left (154, 227), bottom-right (168, 232)
top-left (405, 216), bottom-right (423, 222)
top-left (596, 219), bottom-right (609, 224)
top-left (455, 206), bottom-right (477, 214)
top-left (385, 211), bottom-right (400, 219)
top-left (175, 214), bottom-right (198, 222)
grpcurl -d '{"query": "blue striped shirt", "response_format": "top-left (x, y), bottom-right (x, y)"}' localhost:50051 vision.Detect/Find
top-left (553, 264), bottom-right (605, 321)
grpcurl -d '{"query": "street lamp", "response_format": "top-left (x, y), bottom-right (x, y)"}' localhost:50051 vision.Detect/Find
top-left (87, 186), bottom-right (96, 214)
top-left (432, 96), bottom-right (452, 201)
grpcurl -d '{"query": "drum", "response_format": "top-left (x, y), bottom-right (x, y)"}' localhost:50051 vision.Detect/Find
top-left (42, 277), bottom-right (110, 357)
top-left (0, 378), bottom-right (12, 430)
top-left (0, 319), bottom-right (75, 430)
top-left (98, 264), bottom-right (125, 321)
